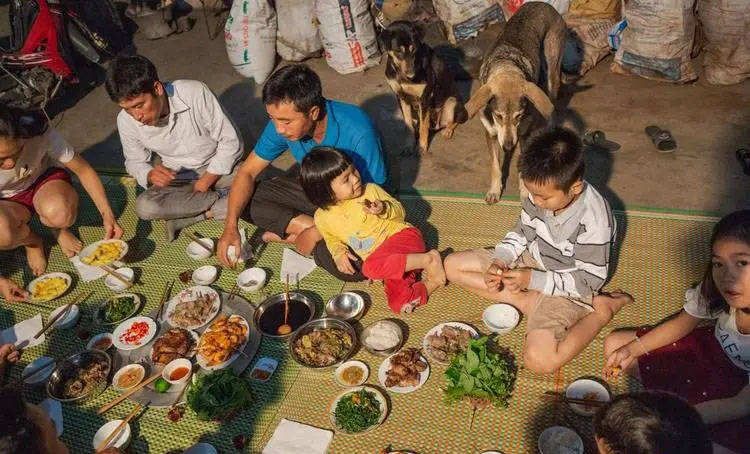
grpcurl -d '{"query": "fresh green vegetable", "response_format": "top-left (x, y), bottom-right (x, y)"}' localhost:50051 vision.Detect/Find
top-left (333, 389), bottom-right (381, 433)
top-left (187, 369), bottom-right (252, 421)
top-left (104, 295), bottom-right (136, 323)
top-left (155, 377), bottom-right (171, 393)
top-left (443, 336), bottom-right (516, 408)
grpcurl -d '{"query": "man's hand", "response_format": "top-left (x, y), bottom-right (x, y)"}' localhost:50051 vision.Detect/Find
top-left (501, 268), bottom-right (531, 294)
top-left (334, 251), bottom-right (359, 275)
top-left (0, 277), bottom-right (29, 302)
top-left (0, 343), bottom-right (20, 365)
top-left (362, 199), bottom-right (385, 216)
top-left (603, 343), bottom-right (636, 379)
top-left (194, 171), bottom-right (221, 193)
top-left (103, 214), bottom-right (123, 240)
top-left (217, 226), bottom-right (241, 268)
top-left (483, 260), bottom-right (506, 291)
top-left (147, 164), bottom-right (176, 188)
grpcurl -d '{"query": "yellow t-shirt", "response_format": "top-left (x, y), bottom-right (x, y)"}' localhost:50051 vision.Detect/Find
top-left (314, 184), bottom-right (411, 261)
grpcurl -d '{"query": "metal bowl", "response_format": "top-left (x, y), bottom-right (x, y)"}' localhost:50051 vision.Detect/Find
top-left (253, 291), bottom-right (316, 340)
top-left (289, 318), bottom-right (358, 370)
top-left (47, 349), bottom-right (111, 403)
top-left (325, 292), bottom-right (365, 321)
top-left (360, 319), bottom-right (404, 357)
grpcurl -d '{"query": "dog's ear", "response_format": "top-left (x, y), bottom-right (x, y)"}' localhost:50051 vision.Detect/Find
top-left (378, 29), bottom-right (392, 52)
top-left (465, 84), bottom-right (494, 119)
top-left (522, 81), bottom-right (554, 119)
top-left (410, 22), bottom-right (424, 42)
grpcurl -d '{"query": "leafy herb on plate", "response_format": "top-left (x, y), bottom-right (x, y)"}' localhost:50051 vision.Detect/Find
top-left (443, 336), bottom-right (516, 408)
top-left (104, 295), bottom-right (136, 323)
top-left (187, 369), bottom-right (252, 421)
top-left (334, 389), bottom-right (381, 433)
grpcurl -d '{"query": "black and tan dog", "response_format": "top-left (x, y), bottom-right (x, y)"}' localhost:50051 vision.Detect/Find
top-left (379, 21), bottom-right (467, 154)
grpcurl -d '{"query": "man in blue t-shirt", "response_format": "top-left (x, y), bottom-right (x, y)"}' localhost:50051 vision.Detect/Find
top-left (217, 65), bottom-right (387, 281)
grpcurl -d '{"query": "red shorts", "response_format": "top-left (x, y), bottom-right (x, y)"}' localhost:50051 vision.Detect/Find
top-left (4, 167), bottom-right (71, 214)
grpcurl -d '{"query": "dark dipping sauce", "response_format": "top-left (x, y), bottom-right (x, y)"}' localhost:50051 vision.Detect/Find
top-left (258, 300), bottom-right (311, 335)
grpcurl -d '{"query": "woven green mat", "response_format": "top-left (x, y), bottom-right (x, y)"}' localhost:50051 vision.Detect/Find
top-left (0, 180), bottom-right (717, 454)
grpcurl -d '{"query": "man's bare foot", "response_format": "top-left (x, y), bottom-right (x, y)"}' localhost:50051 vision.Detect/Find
top-left (25, 239), bottom-right (47, 276)
top-left (55, 229), bottom-right (83, 257)
top-left (423, 250), bottom-right (446, 286)
top-left (262, 231), bottom-right (296, 244)
top-left (593, 290), bottom-right (633, 321)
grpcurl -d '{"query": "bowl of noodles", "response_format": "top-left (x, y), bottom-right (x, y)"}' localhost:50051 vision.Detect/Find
top-left (47, 350), bottom-right (111, 403)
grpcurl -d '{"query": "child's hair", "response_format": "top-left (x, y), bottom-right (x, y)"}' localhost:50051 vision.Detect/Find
top-left (593, 391), bottom-right (711, 454)
top-left (700, 209), bottom-right (750, 313)
top-left (262, 64), bottom-right (325, 114)
top-left (518, 127), bottom-right (584, 191)
top-left (300, 146), bottom-right (354, 209)
top-left (0, 106), bottom-right (17, 139)
top-left (105, 54), bottom-right (160, 102)
top-left (0, 387), bottom-right (45, 454)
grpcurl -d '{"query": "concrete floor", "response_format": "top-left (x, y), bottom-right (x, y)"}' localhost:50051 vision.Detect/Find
top-left (4, 12), bottom-right (750, 215)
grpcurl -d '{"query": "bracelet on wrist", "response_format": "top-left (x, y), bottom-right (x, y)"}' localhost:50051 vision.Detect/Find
top-left (634, 336), bottom-right (649, 356)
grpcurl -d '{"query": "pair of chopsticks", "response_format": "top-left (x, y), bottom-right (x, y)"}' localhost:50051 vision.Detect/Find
top-left (98, 373), bottom-right (160, 414)
top-left (99, 265), bottom-right (132, 289)
top-left (156, 279), bottom-right (175, 322)
top-left (33, 291), bottom-right (91, 339)
top-left (94, 401), bottom-right (149, 453)
top-left (185, 231), bottom-right (213, 255)
top-left (542, 391), bottom-right (605, 407)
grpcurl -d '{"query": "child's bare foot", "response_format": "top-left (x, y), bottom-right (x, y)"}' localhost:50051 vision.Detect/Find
top-left (593, 290), bottom-right (633, 321)
top-left (55, 229), bottom-right (83, 257)
top-left (25, 234), bottom-right (47, 276)
top-left (424, 279), bottom-right (441, 296)
top-left (423, 250), bottom-right (446, 286)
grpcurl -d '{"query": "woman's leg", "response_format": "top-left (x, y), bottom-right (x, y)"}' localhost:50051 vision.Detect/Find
top-left (32, 179), bottom-right (82, 257)
top-left (0, 201), bottom-right (46, 275)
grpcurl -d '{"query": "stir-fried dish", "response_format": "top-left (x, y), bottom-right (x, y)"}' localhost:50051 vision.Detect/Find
top-left (425, 325), bottom-right (473, 363)
top-left (62, 361), bottom-right (108, 399)
top-left (168, 292), bottom-right (218, 328)
top-left (198, 315), bottom-right (248, 366)
top-left (334, 389), bottom-right (382, 433)
top-left (152, 328), bottom-right (195, 365)
top-left (293, 328), bottom-right (352, 367)
top-left (102, 295), bottom-right (136, 324)
top-left (32, 277), bottom-right (67, 300)
top-left (81, 241), bottom-right (123, 266)
top-left (384, 348), bottom-right (427, 388)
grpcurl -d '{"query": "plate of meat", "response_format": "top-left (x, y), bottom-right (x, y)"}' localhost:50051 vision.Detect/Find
top-left (422, 322), bottom-right (478, 364)
top-left (377, 348), bottom-right (430, 394)
top-left (164, 286), bottom-right (221, 330)
top-left (149, 328), bottom-right (199, 365)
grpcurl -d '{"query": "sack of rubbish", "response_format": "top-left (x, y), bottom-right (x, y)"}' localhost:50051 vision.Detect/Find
top-left (433, 0), bottom-right (504, 44)
top-left (568, 0), bottom-right (620, 19)
top-left (564, 14), bottom-right (618, 76)
top-left (276, 0), bottom-right (323, 61)
top-left (315, 0), bottom-right (381, 74)
top-left (502, 0), bottom-right (570, 18)
top-left (698, 0), bottom-right (750, 85)
top-left (225, 0), bottom-right (277, 83)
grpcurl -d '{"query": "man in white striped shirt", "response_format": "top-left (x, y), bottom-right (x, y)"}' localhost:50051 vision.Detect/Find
top-left (445, 128), bottom-right (632, 373)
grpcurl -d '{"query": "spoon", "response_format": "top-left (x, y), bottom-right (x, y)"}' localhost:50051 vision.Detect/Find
top-left (277, 275), bottom-right (292, 335)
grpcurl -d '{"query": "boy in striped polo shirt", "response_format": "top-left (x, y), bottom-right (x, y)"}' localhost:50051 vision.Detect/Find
top-left (445, 128), bottom-right (632, 373)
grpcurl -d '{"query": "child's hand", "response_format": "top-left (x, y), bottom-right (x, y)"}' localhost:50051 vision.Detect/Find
top-left (0, 277), bottom-right (29, 302)
top-left (483, 260), bottom-right (506, 291)
top-left (603, 343), bottom-right (635, 379)
top-left (0, 343), bottom-right (20, 366)
top-left (334, 252), bottom-right (359, 275)
top-left (361, 199), bottom-right (385, 215)
top-left (501, 268), bottom-right (531, 294)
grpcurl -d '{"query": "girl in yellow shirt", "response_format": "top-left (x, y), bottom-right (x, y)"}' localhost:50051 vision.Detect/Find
top-left (301, 147), bottom-right (445, 313)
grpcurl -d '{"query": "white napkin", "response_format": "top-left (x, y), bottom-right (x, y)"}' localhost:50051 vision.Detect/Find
top-left (39, 398), bottom-right (63, 436)
top-left (69, 256), bottom-right (125, 282)
top-left (280, 248), bottom-right (317, 285)
top-left (262, 419), bottom-right (333, 454)
top-left (0, 314), bottom-right (45, 349)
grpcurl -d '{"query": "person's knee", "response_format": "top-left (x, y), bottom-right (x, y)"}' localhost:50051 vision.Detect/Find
top-left (523, 343), bottom-right (558, 374)
top-left (135, 194), bottom-right (164, 220)
top-left (444, 253), bottom-right (463, 280)
top-left (0, 216), bottom-right (18, 249)
top-left (37, 199), bottom-right (76, 228)
top-left (294, 227), bottom-right (319, 256)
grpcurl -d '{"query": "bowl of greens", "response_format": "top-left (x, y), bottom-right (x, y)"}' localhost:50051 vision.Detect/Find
top-left (187, 369), bottom-right (253, 421)
top-left (329, 386), bottom-right (388, 434)
top-left (443, 336), bottom-right (517, 409)
top-left (93, 293), bottom-right (141, 326)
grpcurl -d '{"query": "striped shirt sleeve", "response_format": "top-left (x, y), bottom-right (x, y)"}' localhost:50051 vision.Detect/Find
top-left (493, 198), bottom-right (536, 264)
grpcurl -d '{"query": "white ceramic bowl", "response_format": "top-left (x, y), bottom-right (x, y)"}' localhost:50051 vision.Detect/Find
top-left (49, 304), bottom-right (80, 330)
top-left (334, 360), bottom-right (369, 386)
top-left (87, 333), bottom-right (114, 351)
top-left (111, 364), bottom-right (146, 392)
top-left (192, 265), bottom-right (218, 285)
top-left (23, 357), bottom-right (56, 386)
top-left (184, 443), bottom-right (218, 454)
top-left (92, 420), bottom-right (132, 451)
top-left (162, 358), bottom-right (192, 385)
top-left (104, 267), bottom-right (134, 292)
top-left (538, 426), bottom-right (583, 454)
top-left (482, 304), bottom-right (520, 334)
top-left (565, 378), bottom-right (611, 416)
top-left (237, 267), bottom-right (266, 292)
top-left (187, 238), bottom-right (214, 260)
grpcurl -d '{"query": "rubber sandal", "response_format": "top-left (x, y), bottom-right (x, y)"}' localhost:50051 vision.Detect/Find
top-left (584, 130), bottom-right (621, 153)
top-left (645, 125), bottom-right (677, 152)
top-left (737, 149), bottom-right (750, 175)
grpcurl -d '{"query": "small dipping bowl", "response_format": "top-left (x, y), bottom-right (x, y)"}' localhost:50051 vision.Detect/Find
top-left (326, 292), bottom-right (365, 321)
top-left (565, 378), bottom-right (611, 417)
top-left (254, 291), bottom-right (315, 340)
top-left (334, 360), bottom-right (369, 386)
top-left (92, 420), bottom-right (132, 451)
top-left (237, 267), bottom-right (266, 292)
top-left (184, 443), bottom-right (218, 454)
top-left (187, 238), bottom-right (214, 260)
top-left (162, 358), bottom-right (192, 386)
top-left (49, 304), bottom-right (81, 330)
top-left (360, 320), bottom-right (404, 356)
top-left (23, 356), bottom-right (56, 386)
top-left (538, 426), bottom-right (584, 454)
top-left (104, 267), bottom-right (134, 292)
top-left (192, 265), bottom-right (218, 285)
top-left (112, 364), bottom-right (145, 392)
top-left (86, 333), bottom-right (114, 351)
top-left (482, 304), bottom-right (520, 334)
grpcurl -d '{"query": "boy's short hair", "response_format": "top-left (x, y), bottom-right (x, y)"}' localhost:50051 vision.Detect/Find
top-left (300, 146), bottom-right (353, 209)
top-left (0, 387), bottom-right (45, 454)
top-left (594, 391), bottom-right (712, 454)
top-left (262, 64), bottom-right (325, 114)
top-left (0, 106), bottom-right (16, 139)
top-left (105, 54), bottom-right (159, 102)
top-left (519, 127), bottom-right (584, 191)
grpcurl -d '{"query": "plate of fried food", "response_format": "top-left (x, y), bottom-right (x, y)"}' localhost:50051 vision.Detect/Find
top-left (196, 314), bottom-right (249, 370)
top-left (165, 286), bottom-right (221, 330)
top-left (27, 273), bottom-right (71, 302)
top-left (79, 239), bottom-right (128, 266)
top-left (378, 348), bottom-right (430, 394)
top-left (422, 322), bottom-right (478, 364)
top-left (150, 327), bottom-right (200, 366)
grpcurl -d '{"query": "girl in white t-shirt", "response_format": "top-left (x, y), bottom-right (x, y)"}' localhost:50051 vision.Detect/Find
top-left (0, 108), bottom-right (122, 286)
top-left (603, 210), bottom-right (750, 454)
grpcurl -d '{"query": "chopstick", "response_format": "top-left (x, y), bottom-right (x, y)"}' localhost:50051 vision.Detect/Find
top-left (7, 358), bottom-right (56, 388)
top-left (185, 232), bottom-right (213, 254)
top-left (100, 265), bottom-right (132, 289)
top-left (33, 291), bottom-right (90, 339)
top-left (95, 402), bottom-right (147, 453)
top-left (227, 282), bottom-right (238, 302)
top-left (97, 373), bottom-right (160, 414)
top-left (542, 391), bottom-right (606, 407)
top-left (156, 279), bottom-right (175, 322)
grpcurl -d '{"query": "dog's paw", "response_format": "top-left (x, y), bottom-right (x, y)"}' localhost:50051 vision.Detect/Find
top-left (418, 143), bottom-right (429, 154)
top-left (441, 127), bottom-right (455, 139)
top-left (485, 188), bottom-right (503, 205)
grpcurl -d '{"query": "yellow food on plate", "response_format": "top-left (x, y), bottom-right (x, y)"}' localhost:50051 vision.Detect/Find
top-left (32, 277), bottom-right (67, 300)
top-left (197, 315), bottom-right (248, 366)
top-left (81, 241), bottom-right (123, 266)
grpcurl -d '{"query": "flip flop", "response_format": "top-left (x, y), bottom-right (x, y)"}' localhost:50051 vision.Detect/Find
top-left (645, 125), bottom-right (677, 152)
top-left (737, 149), bottom-right (750, 175)
top-left (584, 130), bottom-right (621, 153)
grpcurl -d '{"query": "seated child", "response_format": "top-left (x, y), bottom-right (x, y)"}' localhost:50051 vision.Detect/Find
top-left (593, 391), bottom-right (712, 454)
top-left (603, 210), bottom-right (750, 454)
top-left (444, 127), bottom-right (630, 373)
top-left (0, 107), bottom-right (123, 276)
top-left (300, 147), bottom-right (445, 314)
